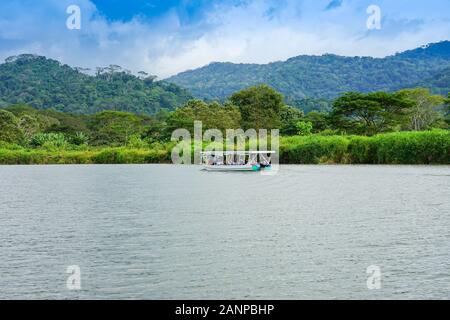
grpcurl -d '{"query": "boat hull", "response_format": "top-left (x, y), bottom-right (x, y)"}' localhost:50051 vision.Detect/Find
top-left (203, 164), bottom-right (260, 171)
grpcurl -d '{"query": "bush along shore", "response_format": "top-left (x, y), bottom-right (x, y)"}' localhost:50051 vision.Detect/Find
top-left (0, 84), bottom-right (449, 165)
top-left (0, 130), bottom-right (449, 165)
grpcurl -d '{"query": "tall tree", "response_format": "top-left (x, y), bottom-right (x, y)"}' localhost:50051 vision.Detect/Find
top-left (279, 105), bottom-right (304, 135)
top-left (166, 99), bottom-right (241, 134)
top-left (304, 111), bottom-right (330, 133)
top-left (0, 110), bottom-right (23, 143)
top-left (88, 111), bottom-right (147, 146)
top-left (330, 91), bottom-right (413, 135)
top-left (398, 88), bottom-right (445, 131)
top-left (230, 85), bottom-right (283, 130)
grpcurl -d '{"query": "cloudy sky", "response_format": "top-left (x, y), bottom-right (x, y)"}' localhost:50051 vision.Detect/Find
top-left (0, 0), bottom-right (449, 78)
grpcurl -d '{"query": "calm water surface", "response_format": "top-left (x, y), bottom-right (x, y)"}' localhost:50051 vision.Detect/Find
top-left (0, 165), bottom-right (449, 299)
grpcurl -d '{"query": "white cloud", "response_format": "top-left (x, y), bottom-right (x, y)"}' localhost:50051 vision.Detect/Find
top-left (0, 0), bottom-right (449, 78)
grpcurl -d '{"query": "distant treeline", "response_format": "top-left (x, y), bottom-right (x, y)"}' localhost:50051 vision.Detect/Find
top-left (0, 54), bottom-right (192, 114)
top-left (167, 41), bottom-right (450, 102)
top-left (0, 84), bottom-right (449, 164)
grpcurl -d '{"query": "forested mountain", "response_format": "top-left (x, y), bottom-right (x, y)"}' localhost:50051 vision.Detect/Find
top-left (418, 67), bottom-right (450, 95)
top-left (167, 41), bottom-right (450, 104)
top-left (0, 54), bottom-right (192, 115)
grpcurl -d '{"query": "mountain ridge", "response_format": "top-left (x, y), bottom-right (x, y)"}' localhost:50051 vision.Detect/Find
top-left (0, 54), bottom-right (192, 115)
top-left (167, 41), bottom-right (450, 103)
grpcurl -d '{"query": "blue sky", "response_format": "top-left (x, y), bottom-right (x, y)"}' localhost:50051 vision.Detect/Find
top-left (1, 0), bottom-right (449, 78)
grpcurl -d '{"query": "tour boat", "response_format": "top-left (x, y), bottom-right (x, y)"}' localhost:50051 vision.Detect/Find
top-left (200, 151), bottom-right (275, 172)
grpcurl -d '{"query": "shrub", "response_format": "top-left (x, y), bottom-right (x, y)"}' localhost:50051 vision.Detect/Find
top-left (372, 130), bottom-right (450, 164)
top-left (126, 134), bottom-right (147, 149)
top-left (281, 135), bottom-right (349, 164)
top-left (0, 131), bottom-right (448, 165)
top-left (347, 136), bottom-right (376, 164)
top-left (70, 132), bottom-right (89, 146)
top-left (296, 121), bottom-right (313, 136)
top-left (30, 133), bottom-right (68, 149)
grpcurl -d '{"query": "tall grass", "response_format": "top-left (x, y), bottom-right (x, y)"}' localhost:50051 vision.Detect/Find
top-left (281, 130), bottom-right (450, 164)
top-left (0, 130), bottom-right (448, 165)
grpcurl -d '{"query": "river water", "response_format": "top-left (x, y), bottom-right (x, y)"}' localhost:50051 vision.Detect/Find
top-left (0, 165), bottom-right (449, 299)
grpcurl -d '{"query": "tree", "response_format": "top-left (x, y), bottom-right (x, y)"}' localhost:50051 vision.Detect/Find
top-left (166, 99), bottom-right (241, 134)
top-left (398, 88), bottom-right (445, 131)
top-left (296, 121), bottom-right (313, 136)
top-left (230, 85), bottom-right (283, 130)
top-left (330, 91), bottom-right (413, 135)
top-left (0, 110), bottom-right (24, 143)
top-left (88, 111), bottom-right (146, 146)
top-left (0, 56), bottom-right (191, 115)
top-left (18, 114), bottom-right (40, 140)
top-left (304, 111), bottom-right (329, 133)
top-left (279, 105), bottom-right (304, 135)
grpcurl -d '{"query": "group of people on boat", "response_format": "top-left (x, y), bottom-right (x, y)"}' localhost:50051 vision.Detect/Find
top-left (201, 151), bottom-right (274, 171)
top-left (206, 155), bottom-right (270, 167)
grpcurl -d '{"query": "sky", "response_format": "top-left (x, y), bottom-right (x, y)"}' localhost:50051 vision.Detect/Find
top-left (0, 0), bottom-right (449, 78)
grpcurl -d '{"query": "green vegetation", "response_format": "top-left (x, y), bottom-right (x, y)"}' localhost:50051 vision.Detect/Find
top-left (167, 41), bottom-right (450, 109)
top-left (0, 54), bottom-right (192, 115)
top-left (281, 130), bottom-right (450, 164)
top-left (1, 130), bottom-right (448, 165)
top-left (166, 99), bottom-right (241, 134)
top-left (230, 84), bottom-right (283, 130)
top-left (0, 81), bottom-right (449, 165)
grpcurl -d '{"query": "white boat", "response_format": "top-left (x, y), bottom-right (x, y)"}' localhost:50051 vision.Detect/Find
top-left (203, 163), bottom-right (261, 172)
top-left (200, 151), bottom-right (275, 172)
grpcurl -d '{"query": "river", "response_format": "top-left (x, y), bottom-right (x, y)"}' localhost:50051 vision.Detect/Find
top-left (0, 165), bottom-right (449, 299)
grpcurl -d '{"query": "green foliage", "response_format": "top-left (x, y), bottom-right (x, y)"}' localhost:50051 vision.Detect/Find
top-left (70, 132), bottom-right (89, 146)
top-left (295, 121), bottom-right (313, 136)
top-left (230, 84), bottom-right (283, 130)
top-left (88, 111), bottom-right (147, 146)
top-left (280, 130), bottom-right (450, 164)
top-left (166, 99), bottom-right (241, 134)
top-left (0, 130), bottom-right (448, 165)
top-left (417, 67), bottom-right (450, 96)
top-left (330, 91), bottom-right (414, 135)
top-left (304, 111), bottom-right (330, 133)
top-left (279, 105), bottom-right (304, 135)
top-left (289, 98), bottom-right (332, 113)
top-left (281, 135), bottom-right (350, 164)
top-left (126, 134), bottom-right (147, 149)
top-left (168, 41), bottom-right (450, 107)
top-left (371, 130), bottom-right (450, 164)
top-left (17, 114), bottom-right (40, 139)
top-left (0, 55), bottom-right (192, 114)
top-left (398, 88), bottom-right (446, 131)
top-left (0, 110), bottom-right (23, 143)
top-left (30, 132), bottom-right (68, 149)
top-left (445, 92), bottom-right (450, 125)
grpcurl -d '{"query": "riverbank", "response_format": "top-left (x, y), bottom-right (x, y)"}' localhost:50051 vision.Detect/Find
top-left (0, 130), bottom-right (449, 165)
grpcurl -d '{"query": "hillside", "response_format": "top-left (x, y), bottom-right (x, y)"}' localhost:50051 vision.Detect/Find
top-left (167, 41), bottom-right (450, 103)
top-left (418, 67), bottom-right (450, 95)
top-left (0, 54), bottom-right (192, 115)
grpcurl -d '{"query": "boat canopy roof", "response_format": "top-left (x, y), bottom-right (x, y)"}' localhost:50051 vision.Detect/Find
top-left (200, 151), bottom-right (275, 155)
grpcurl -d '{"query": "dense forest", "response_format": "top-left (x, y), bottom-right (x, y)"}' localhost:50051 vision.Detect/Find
top-left (168, 41), bottom-right (450, 109)
top-left (0, 54), bottom-right (192, 115)
top-left (1, 41), bottom-right (449, 164)
top-left (0, 84), bottom-right (449, 164)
